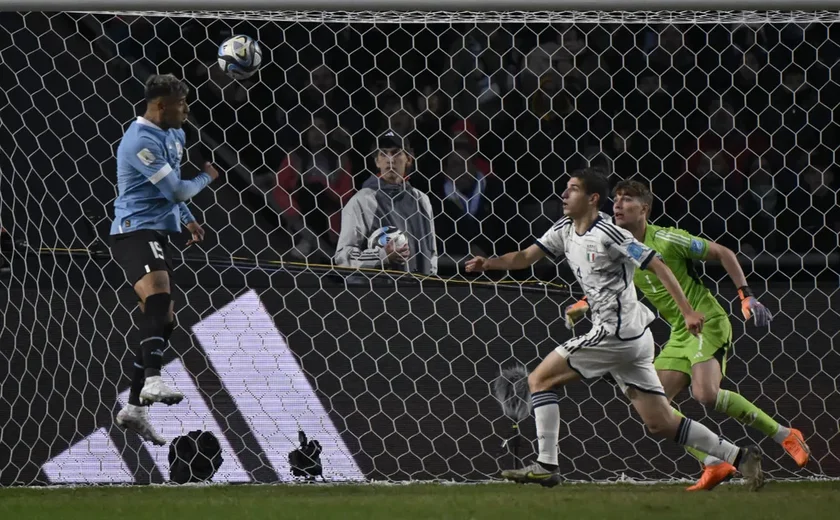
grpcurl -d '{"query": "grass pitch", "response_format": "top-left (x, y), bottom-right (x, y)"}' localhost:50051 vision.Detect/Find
top-left (2, 481), bottom-right (837, 520)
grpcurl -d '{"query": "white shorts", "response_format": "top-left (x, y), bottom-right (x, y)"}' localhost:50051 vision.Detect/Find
top-left (555, 326), bottom-right (666, 397)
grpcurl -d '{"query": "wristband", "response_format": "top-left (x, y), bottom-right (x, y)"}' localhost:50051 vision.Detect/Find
top-left (737, 286), bottom-right (753, 300)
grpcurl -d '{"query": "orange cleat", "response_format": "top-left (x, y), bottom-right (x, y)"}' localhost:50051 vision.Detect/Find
top-left (782, 428), bottom-right (811, 468)
top-left (686, 462), bottom-right (737, 491)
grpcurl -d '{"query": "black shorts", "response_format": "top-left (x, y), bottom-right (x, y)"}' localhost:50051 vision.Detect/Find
top-left (110, 229), bottom-right (175, 286)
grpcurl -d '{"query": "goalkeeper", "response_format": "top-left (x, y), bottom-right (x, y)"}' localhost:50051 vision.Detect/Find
top-left (565, 179), bottom-right (809, 491)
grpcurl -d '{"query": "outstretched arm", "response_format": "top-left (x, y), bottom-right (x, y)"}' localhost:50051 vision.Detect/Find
top-left (465, 244), bottom-right (547, 272)
top-left (706, 241), bottom-right (772, 325)
top-left (129, 141), bottom-right (218, 203)
top-left (468, 219), bottom-right (567, 272)
top-left (706, 241), bottom-right (747, 288)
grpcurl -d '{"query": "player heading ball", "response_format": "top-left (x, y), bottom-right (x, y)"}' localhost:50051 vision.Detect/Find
top-left (110, 74), bottom-right (220, 446)
top-left (466, 168), bottom-right (764, 490)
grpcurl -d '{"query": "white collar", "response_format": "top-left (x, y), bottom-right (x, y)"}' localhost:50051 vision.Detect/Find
top-left (136, 116), bottom-right (162, 130)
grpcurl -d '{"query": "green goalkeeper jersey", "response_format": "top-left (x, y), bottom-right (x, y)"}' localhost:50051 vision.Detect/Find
top-left (634, 223), bottom-right (727, 332)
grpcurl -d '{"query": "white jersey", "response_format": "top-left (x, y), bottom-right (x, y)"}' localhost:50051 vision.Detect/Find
top-left (536, 214), bottom-right (657, 340)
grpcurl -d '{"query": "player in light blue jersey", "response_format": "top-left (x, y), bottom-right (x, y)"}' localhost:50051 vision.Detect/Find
top-left (111, 74), bottom-right (219, 445)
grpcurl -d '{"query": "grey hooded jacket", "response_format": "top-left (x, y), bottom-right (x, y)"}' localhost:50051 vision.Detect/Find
top-left (334, 175), bottom-right (438, 275)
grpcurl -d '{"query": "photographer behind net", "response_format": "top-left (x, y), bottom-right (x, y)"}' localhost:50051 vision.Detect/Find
top-left (334, 130), bottom-right (438, 275)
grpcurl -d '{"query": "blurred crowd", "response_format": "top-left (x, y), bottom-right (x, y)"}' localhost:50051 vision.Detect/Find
top-left (107, 18), bottom-right (840, 264)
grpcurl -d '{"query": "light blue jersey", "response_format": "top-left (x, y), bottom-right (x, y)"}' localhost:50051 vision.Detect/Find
top-left (110, 117), bottom-right (211, 235)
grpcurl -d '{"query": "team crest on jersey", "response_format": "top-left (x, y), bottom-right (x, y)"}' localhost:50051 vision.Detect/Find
top-left (587, 252), bottom-right (597, 262)
top-left (175, 141), bottom-right (183, 161)
top-left (136, 148), bottom-right (155, 166)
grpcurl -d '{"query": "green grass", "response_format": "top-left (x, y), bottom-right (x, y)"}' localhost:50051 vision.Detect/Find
top-left (2, 481), bottom-right (838, 520)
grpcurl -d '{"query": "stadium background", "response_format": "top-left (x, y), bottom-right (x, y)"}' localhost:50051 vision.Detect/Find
top-left (1, 11), bottom-right (839, 485)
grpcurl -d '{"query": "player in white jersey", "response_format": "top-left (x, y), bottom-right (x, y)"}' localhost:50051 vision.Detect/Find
top-left (466, 168), bottom-right (763, 489)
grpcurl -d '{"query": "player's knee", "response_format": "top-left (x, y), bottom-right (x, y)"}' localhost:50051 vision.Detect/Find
top-left (644, 413), bottom-right (677, 438)
top-left (692, 383), bottom-right (720, 408)
top-left (657, 370), bottom-right (689, 403)
top-left (645, 421), bottom-right (667, 437)
top-left (136, 271), bottom-right (170, 298)
top-left (527, 371), bottom-right (549, 393)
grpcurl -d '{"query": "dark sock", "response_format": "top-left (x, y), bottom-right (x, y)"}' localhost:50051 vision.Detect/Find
top-left (141, 292), bottom-right (171, 378)
top-left (163, 317), bottom-right (175, 346)
top-left (127, 349), bottom-right (145, 406)
top-left (539, 462), bottom-right (559, 471)
top-left (142, 337), bottom-right (165, 378)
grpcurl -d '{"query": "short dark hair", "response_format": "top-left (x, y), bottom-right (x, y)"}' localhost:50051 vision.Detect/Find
top-left (570, 167), bottom-right (609, 209)
top-left (144, 74), bottom-right (189, 102)
top-left (613, 179), bottom-right (654, 211)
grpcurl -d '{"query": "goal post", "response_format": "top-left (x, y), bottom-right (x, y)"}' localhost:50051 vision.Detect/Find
top-left (7, 0), bottom-right (840, 10)
top-left (1, 3), bottom-right (839, 486)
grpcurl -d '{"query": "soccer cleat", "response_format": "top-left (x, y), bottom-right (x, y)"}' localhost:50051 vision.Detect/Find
top-left (500, 462), bottom-right (561, 488)
top-left (782, 428), bottom-right (810, 468)
top-left (685, 462), bottom-right (736, 491)
top-left (139, 375), bottom-right (184, 406)
top-left (116, 405), bottom-right (166, 446)
top-left (736, 445), bottom-right (764, 492)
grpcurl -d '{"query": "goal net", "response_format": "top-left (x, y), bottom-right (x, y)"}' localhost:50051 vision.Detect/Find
top-left (1, 7), bottom-right (838, 485)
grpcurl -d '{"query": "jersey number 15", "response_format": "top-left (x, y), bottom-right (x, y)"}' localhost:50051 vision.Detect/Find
top-left (149, 241), bottom-right (165, 260)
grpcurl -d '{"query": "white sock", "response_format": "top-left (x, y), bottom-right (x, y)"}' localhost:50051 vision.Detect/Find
top-left (703, 455), bottom-right (724, 466)
top-left (532, 391), bottom-right (560, 467)
top-left (773, 425), bottom-right (791, 444)
top-left (675, 417), bottom-right (740, 465)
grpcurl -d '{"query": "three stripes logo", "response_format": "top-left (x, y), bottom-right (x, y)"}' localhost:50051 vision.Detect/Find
top-left (42, 291), bottom-right (364, 484)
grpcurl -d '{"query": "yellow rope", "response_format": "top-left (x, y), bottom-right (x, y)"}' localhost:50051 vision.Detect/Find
top-left (37, 247), bottom-right (568, 291)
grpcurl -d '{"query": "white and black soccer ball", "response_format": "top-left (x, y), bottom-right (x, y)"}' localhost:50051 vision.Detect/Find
top-left (217, 35), bottom-right (262, 80)
top-left (368, 226), bottom-right (408, 251)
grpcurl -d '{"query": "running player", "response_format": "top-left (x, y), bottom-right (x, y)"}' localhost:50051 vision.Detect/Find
top-left (466, 168), bottom-right (764, 490)
top-left (596, 179), bottom-right (809, 490)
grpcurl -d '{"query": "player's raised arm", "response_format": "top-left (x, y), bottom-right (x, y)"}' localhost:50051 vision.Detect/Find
top-left (656, 224), bottom-right (772, 327)
top-left (704, 241), bottom-right (773, 326)
top-left (128, 140), bottom-right (217, 203)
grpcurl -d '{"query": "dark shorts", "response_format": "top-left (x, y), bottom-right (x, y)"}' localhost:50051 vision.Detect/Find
top-left (110, 229), bottom-right (175, 287)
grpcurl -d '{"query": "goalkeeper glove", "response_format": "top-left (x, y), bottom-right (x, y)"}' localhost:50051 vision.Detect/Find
top-left (565, 296), bottom-right (589, 329)
top-left (738, 286), bottom-right (772, 326)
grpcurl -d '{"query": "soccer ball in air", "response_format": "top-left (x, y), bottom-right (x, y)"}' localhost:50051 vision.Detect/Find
top-left (368, 226), bottom-right (408, 251)
top-left (217, 35), bottom-right (262, 80)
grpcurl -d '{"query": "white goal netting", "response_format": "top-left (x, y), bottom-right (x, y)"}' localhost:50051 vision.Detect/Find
top-left (1, 9), bottom-right (839, 485)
